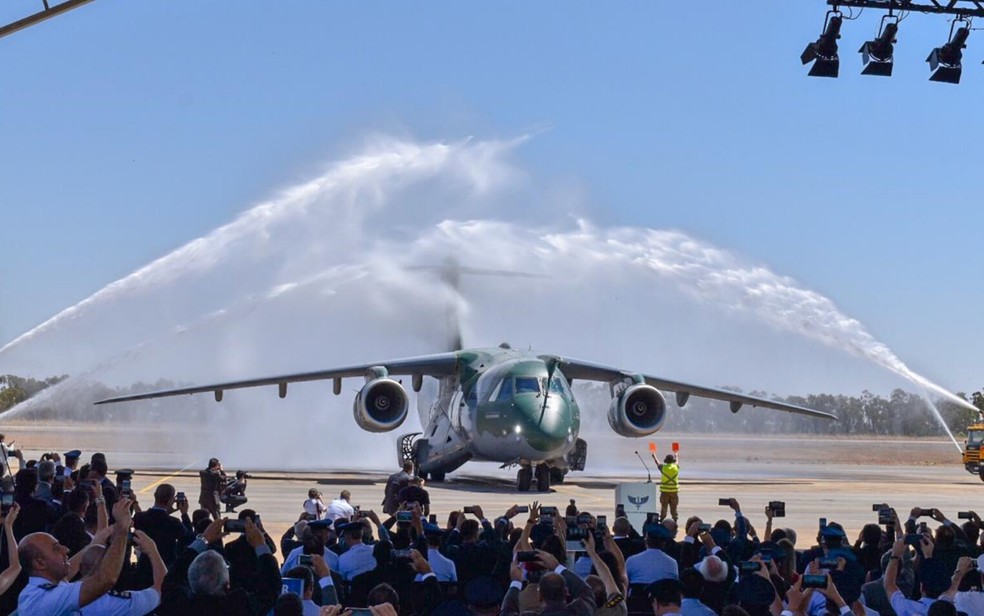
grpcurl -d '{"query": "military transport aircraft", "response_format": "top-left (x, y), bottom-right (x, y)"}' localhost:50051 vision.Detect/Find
top-left (96, 261), bottom-right (837, 492)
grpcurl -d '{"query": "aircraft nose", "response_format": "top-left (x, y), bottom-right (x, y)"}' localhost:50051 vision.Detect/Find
top-left (514, 395), bottom-right (572, 452)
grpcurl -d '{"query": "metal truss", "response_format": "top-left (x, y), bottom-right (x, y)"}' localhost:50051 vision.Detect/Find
top-left (828, 0), bottom-right (984, 18)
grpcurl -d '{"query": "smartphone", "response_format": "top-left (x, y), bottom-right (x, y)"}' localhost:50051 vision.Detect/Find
top-left (463, 506), bottom-right (476, 514)
top-left (759, 551), bottom-right (773, 562)
top-left (958, 511), bottom-right (974, 520)
top-left (428, 514), bottom-right (437, 525)
top-left (802, 574), bottom-right (828, 589)
top-left (349, 609), bottom-right (373, 616)
top-left (392, 549), bottom-right (412, 559)
top-left (396, 511), bottom-right (412, 523)
top-left (224, 519), bottom-right (246, 533)
top-left (872, 503), bottom-right (888, 512)
top-left (541, 514), bottom-right (553, 525)
top-left (878, 508), bottom-right (894, 525)
top-left (176, 492), bottom-right (187, 502)
top-left (768, 501), bottom-right (786, 517)
top-left (576, 513), bottom-right (591, 525)
top-left (540, 506), bottom-right (559, 516)
top-left (718, 498), bottom-right (731, 506)
top-left (1, 493), bottom-right (13, 513)
top-left (596, 515), bottom-right (607, 527)
top-left (920, 509), bottom-right (936, 517)
top-left (121, 479), bottom-right (132, 497)
top-left (905, 534), bottom-right (922, 546)
top-left (698, 523), bottom-right (712, 533)
top-left (739, 561), bottom-right (761, 572)
top-left (819, 517), bottom-right (827, 530)
top-left (918, 522), bottom-right (928, 534)
top-left (515, 505), bottom-right (529, 513)
top-left (516, 550), bottom-right (538, 563)
top-left (299, 554), bottom-right (313, 566)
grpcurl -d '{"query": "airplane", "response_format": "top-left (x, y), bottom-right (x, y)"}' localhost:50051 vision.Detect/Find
top-left (96, 261), bottom-right (837, 492)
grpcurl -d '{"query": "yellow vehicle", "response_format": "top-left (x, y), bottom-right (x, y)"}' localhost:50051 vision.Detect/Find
top-left (963, 423), bottom-right (984, 480)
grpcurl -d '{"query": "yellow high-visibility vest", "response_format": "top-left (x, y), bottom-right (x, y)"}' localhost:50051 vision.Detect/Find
top-left (660, 463), bottom-right (679, 493)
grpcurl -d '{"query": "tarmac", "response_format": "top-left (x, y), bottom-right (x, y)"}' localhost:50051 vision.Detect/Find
top-left (0, 423), bottom-right (977, 547)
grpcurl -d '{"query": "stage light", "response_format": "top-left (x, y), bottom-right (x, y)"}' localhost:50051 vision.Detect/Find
top-left (860, 18), bottom-right (899, 76)
top-left (802, 12), bottom-right (843, 78)
top-left (927, 23), bottom-right (970, 84)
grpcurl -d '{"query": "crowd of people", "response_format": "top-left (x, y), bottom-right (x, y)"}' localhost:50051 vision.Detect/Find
top-left (0, 441), bottom-right (978, 615)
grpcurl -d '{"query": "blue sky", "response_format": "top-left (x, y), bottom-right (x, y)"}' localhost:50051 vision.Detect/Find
top-left (1, 1), bottom-right (981, 394)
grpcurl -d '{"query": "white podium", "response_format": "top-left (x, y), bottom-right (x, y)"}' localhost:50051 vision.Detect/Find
top-left (615, 482), bottom-right (660, 532)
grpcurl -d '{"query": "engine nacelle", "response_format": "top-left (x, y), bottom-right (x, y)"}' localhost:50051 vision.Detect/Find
top-left (353, 378), bottom-right (410, 433)
top-left (607, 383), bottom-right (667, 438)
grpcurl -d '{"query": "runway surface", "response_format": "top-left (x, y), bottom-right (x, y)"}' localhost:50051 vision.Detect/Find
top-left (0, 423), bottom-right (976, 546)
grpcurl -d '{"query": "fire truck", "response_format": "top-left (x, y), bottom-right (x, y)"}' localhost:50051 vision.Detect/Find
top-left (962, 422), bottom-right (984, 480)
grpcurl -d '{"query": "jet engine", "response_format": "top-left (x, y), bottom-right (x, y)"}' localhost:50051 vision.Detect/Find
top-left (607, 383), bottom-right (667, 438)
top-left (353, 378), bottom-right (410, 432)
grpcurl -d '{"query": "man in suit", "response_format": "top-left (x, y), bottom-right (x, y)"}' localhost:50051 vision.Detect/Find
top-left (381, 462), bottom-right (414, 515)
top-left (133, 483), bottom-right (194, 580)
top-left (198, 458), bottom-right (226, 520)
top-left (501, 549), bottom-right (596, 616)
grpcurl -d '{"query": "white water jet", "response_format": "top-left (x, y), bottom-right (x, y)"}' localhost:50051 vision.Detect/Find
top-left (0, 135), bottom-right (968, 468)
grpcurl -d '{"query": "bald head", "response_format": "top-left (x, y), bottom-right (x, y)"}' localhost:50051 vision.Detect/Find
top-left (19, 533), bottom-right (70, 582)
top-left (539, 572), bottom-right (566, 603)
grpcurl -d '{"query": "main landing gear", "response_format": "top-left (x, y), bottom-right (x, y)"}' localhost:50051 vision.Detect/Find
top-left (517, 463), bottom-right (553, 492)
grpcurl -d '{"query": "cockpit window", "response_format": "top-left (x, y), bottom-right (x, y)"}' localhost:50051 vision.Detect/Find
top-left (969, 430), bottom-right (984, 446)
top-left (515, 377), bottom-right (541, 395)
top-left (494, 378), bottom-right (514, 402)
top-left (542, 376), bottom-right (569, 396)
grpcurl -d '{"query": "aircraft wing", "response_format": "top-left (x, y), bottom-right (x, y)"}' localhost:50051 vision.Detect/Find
top-left (94, 352), bottom-right (461, 405)
top-left (544, 355), bottom-right (837, 420)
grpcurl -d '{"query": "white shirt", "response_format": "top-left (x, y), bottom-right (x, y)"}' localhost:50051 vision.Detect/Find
top-left (281, 545), bottom-right (339, 575)
top-left (426, 547), bottom-right (457, 582)
top-left (337, 542), bottom-right (377, 580)
top-left (889, 590), bottom-right (934, 616)
top-left (326, 498), bottom-right (355, 522)
top-left (303, 498), bottom-right (327, 519)
top-left (955, 591), bottom-right (984, 614)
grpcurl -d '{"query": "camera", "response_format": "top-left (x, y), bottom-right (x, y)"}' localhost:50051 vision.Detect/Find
top-left (802, 574), bottom-right (828, 589)
top-left (516, 551), bottom-right (538, 563)
top-left (768, 501), bottom-right (785, 517)
top-left (739, 561), bottom-right (761, 572)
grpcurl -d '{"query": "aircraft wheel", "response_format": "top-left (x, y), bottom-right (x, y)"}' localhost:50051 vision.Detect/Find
top-left (535, 464), bottom-right (551, 492)
top-left (430, 471), bottom-right (446, 482)
top-left (549, 468), bottom-right (566, 484)
top-left (517, 467), bottom-right (532, 492)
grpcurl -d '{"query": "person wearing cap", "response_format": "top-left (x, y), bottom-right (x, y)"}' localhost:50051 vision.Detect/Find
top-left (281, 518), bottom-right (340, 574)
top-left (626, 522), bottom-right (679, 586)
top-left (646, 578), bottom-right (683, 616)
top-left (63, 451), bottom-right (81, 480)
top-left (656, 453), bottom-right (680, 522)
top-left (337, 521), bottom-right (377, 580)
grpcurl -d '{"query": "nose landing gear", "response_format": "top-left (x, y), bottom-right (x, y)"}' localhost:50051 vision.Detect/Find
top-left (517, 463), bottom-right (553, 492)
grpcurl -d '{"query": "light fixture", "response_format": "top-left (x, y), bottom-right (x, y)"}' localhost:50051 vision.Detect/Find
top-left (860, 17), bottom-right (899, 76)
top-left (927, 22), bottom-right (970, 84)
top-left (802, 11), bottom-right (844, 78)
